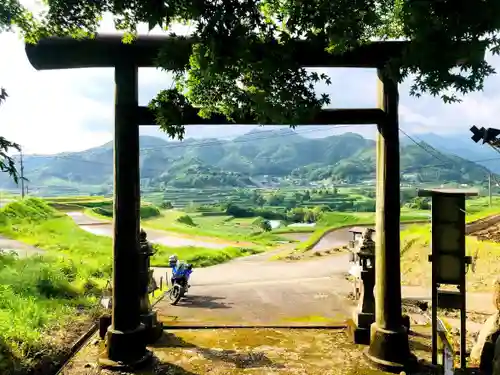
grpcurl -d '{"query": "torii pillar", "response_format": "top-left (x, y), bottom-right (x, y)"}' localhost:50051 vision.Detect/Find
top-left (23, 36), bottom-right (178, 367)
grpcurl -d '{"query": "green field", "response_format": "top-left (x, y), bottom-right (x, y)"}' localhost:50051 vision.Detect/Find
top-left (0, 198), bottom-right (264, 373)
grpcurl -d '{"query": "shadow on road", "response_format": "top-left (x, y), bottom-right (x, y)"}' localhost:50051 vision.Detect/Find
top-left (151, 332), bottom-right (285, 370)
top-left (176, 295), bottom-right (232, 309)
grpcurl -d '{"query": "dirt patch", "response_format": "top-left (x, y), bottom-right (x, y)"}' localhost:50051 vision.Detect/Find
top-left (273, 246), bottom-right (349, 262)
top-left (7, 316), bottom-right (97, 375)
top-left (58, 328), bottom-right (443, 375)
top-left (467, 214), bottom-right (500, 236)
top-left (401, 298), bottom-right (493, 360)
top-left (471, 222), bottom-right (500, 243)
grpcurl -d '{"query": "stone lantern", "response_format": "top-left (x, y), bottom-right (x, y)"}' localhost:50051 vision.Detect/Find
top-left (351, 228), bottom-right (376, 344)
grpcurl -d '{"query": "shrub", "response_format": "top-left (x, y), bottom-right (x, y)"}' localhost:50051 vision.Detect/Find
top-left (91, 204), bottom-right (161, 219)
top-left (140, 205), bottom-right (161, 219)
top-left (176, 214), bottom-right (196, 226)
top-left (160, 200), bottom-right (173, 209)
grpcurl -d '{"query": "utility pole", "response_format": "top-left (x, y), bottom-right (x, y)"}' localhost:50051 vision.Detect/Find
top-left (20, 149), bottom-right (25, 199)
top-left (489, 173), bottom-right (493, 207)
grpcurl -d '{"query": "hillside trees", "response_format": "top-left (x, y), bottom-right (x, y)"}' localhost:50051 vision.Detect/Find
top-left (10, 0), bottom-right (499, 140)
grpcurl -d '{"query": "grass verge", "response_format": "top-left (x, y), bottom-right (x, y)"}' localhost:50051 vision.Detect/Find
top-left (400, 222), bottom-right (500, 292)
top-left (0, 198), bottom-right (262, 374)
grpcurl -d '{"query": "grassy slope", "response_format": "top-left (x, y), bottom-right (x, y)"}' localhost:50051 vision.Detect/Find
top-left (0, 198), bottom-right (263, 373)
top-left (400, 202), bottom-right (500, 292)
top-left (400, 224), bottom-right (500, 292)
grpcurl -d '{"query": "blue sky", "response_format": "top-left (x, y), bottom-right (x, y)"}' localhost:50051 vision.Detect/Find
top-left (1, 5), bottom-right (500, 154)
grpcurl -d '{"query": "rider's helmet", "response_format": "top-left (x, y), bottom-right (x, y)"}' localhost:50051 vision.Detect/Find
top-left (168, 254), bottom-right (178, 267)
top-left (139, 228), bottom-right (147, 240)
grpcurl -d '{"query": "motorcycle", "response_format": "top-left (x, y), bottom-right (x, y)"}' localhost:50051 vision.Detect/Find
top-left (168, 262), bottom-right (193, 305)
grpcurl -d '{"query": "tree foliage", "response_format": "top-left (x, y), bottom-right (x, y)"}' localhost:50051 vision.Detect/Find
top-left (0, 89), bottom-right (22, 184)
top-left (8, 1), bottom-right (500, 139)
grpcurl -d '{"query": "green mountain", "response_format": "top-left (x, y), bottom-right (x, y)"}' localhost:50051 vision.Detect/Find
top-left (2, 130), bottom-right (493, 193)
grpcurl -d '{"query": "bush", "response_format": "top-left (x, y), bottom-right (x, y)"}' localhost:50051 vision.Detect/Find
top-left (176, 214), bottom-right (196, 226)
top-left (91, 204), bottom-right (161, 219)
top-left (160, 200), bottom-right (173, 209)
top-left (226, 204), bottom-right (254, 218)
top-left (0, 198), bottom-right (59, 222)
top-left (254, 217), bottom-right (272, 232)
top-left (199, 211), bottom-right (228, 217)
top-left (140, 205), bottom-right (161, 219)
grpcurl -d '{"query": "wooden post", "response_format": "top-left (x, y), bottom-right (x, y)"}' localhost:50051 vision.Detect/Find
top-left (366, 68), bottom-right (412, 372)
top-left (489, 173), bottom-right (493, 207)
top-left (100, 63), bottom-right (149, 366)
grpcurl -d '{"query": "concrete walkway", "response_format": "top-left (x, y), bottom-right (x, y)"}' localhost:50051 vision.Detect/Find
top-left (0, 236), bottom-right (44, 258)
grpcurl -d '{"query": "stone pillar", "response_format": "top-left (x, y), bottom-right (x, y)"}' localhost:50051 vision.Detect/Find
top-left (366, 68), bottom-right (412, 372)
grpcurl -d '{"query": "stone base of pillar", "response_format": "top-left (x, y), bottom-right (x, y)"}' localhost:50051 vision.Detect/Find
top-left (141, 311), bottom-right (163, 344)
top-left (347, 321), bottom-right (371, 345)
top-left (99, 325), bottom-right (152, 370)
top-left (355, 311), bottom-right (375, 328)
top-left (365, 324), bottom-right (415, 373)
top-left (99, 314), bottom-right (112, 340)
top-left (349, 312), bottom-right (375, 345)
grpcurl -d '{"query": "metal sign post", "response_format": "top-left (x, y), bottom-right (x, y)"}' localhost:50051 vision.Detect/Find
top-left (418, 188), bottom-right (478, 371)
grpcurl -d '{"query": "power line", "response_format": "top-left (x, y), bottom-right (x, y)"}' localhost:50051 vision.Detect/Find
top-left (11, 126), bottom-right (500, 186)
top-left (398, 128), bottom-right (451, 166)
top-left (399, 128), bottom-right (499, 177)
top-left (16, 125), bottom-right (355, 176)
top-left (20, 148), bottom-right (25, 199)
top-left (21, 125), bottom-right (354, 160)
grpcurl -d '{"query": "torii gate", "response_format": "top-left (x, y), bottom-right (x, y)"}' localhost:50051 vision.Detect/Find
top-left (24, 35), bottom-right (427, 371)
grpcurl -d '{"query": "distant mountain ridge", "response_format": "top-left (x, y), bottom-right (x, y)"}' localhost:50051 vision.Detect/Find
top-left (401, 132), bottom-right (500, 173)
top-left (1, 129), bottom-right (495, 193)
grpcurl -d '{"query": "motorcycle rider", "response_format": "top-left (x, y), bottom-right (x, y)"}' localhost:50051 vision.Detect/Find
top-left (168, 254), bottom-right (192, 289)
top-left (169, 254), bottom-right (179, 286)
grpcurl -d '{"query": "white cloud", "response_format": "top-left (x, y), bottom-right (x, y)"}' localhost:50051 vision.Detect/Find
top-left (2, 9), bottom-right (500, 153)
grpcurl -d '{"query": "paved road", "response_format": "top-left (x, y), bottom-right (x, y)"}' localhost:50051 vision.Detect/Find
top-left (0, 236), bottom-right (44, 257)
top-left (67, 211), bottom-right (357, 325)
top-left (65, 211), bottom-right (384, 325)
top-left (66, 212), bottom-right (253, 249)
top-left (154, 248), bottom-right (355, 326)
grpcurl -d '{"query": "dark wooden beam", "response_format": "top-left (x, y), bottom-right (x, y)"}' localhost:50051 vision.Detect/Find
top-left (26, 34), bottom-right (412, 70)
top-left (100, 63), bottom-right (148, 366)
top-left (136, 106), bottom-right (386, 126)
